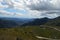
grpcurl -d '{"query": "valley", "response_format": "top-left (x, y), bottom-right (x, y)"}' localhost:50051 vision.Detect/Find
top-left (0, 17), bottom-right (60, 40)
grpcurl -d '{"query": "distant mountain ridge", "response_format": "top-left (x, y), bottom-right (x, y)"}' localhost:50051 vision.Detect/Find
top-left (45, 17), bottom-right (60, 26)
top-left (0, 17), bottom-right (60, 28)
top-left (22, 17), bottom-right (60, 26)
top-left (0, 17), bottom-right (33, 28)
top-left (0, 19), bottom-right (18, 28)
top-left (22, 17), bottom-right (50, 26)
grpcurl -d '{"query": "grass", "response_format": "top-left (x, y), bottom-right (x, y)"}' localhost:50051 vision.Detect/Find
top-left (0, 26), bottom-right (60, 40)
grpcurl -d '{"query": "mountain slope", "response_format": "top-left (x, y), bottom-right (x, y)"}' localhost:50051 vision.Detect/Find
top-left (0, 26), bottom-right (60, 40)
top-left (0, 17), bottom-right (33, 28)
top-left (22, 17), bottom-right (60, 27)
top-left (22, 17), bottom-right (50, 26)
top-left (0, 19), bottom-right (18, 28)
top-left (45, 17), bottom-right (60, 26)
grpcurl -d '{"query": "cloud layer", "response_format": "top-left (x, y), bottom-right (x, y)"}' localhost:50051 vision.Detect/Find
top-left (0, 0), bottom-right (60, 18)
top-left (27, 0), bottom-right (60, 10)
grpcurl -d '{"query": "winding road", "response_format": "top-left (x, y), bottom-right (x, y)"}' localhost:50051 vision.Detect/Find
top-left (40, 25), bottom-right (60, 31)
top-left (35, 25), bottom-right (60, 40)
top-left (35, 36), bottom-right (60, 40)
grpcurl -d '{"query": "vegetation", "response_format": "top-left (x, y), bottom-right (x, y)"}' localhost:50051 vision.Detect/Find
top-left (0, 17), bottom-right (60, 40)
top-left (45, 17), bottom-right (60, 26)
top-left (0, 19), bottom-right (18, 28)
top-left (0, 26), bottom-right (60, 40)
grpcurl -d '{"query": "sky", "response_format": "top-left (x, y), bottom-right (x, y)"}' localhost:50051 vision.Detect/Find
top-left (0, 0), bottom-right (60, 18)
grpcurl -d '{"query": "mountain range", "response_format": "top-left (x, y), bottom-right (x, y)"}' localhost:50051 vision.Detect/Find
top-left (0, 17), bottom-right (60, 40)
top-left (0, 17), bottom-right (60, 28)
top-left (22, 17), bottom-right (60, 27)
top-left (0, 17), bottom-right (33, 28)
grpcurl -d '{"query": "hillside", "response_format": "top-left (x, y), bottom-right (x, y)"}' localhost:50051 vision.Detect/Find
top-left (0, 19), bottom-right (18, 28)
top-left (0, 17), bottom-right (60, 40)
top-left (0, 17), bottom-right (33, 28)
top-left (22, 17), bottom-right (60, 27)
top-left (22, 17), bottom-right (50, 26)
top-left (45, 17), bottom-right (60, 26)
top-left (0, 26), bottom-right (60, 40)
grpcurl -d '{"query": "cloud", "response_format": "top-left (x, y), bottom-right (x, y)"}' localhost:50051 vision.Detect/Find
top-left (0, 10), bottom-right (14, 16)
top-left (25, 0), bottom-right (60, 18)
top-left (26, 0), bottom-right (60, 10)
top-left (0, 10), bottom-right (23, 17)
top-left (0, 1), bottom-right (8, 8)
top-left (0, 0), bottom-right (60, 18)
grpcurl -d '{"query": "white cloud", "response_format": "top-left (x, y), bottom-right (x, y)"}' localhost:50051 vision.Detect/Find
top-left (0, 0), bottom-right (8, 8)
top-left (0, 10), bottom-right (23, 17)
top-left (46, 13), bottom-right (59, 18)
top-left (0, 0), bottom-right (60, 18)
top-left (1, 0), bottom-right (60, 10)
top-left (0, 10), bottom-right (14, 16)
